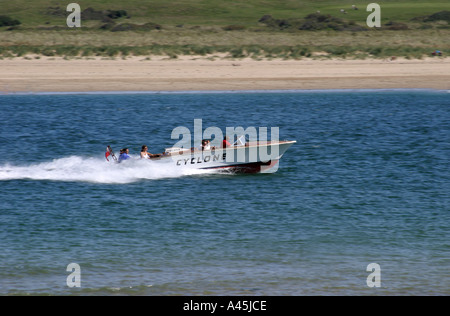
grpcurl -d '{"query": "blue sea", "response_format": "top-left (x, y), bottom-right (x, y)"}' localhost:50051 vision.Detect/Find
top-left (0, 90), bottom-right (449, 295)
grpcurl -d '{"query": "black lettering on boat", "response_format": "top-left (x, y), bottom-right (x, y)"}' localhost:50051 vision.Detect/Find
top-left (177, 159), bottom-right (182, 166)
top-left (222, 153), bottom-right (226, 160)
top-left (204, 156), bottom-right (210, 162)
top-left (213, 154), bottom-right (220, 161)
top-left (184, 158), bottom-right (190, 165)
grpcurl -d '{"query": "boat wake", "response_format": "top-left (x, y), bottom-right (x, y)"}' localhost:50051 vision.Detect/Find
top-left (0, 156), bottom-right (215, 184)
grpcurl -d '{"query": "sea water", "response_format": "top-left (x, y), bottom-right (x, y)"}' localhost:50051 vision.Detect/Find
top-left (0, 90), bottom-right (449, 295)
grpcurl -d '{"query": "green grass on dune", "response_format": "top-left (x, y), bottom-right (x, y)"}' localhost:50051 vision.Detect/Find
top-left (2, 0), bottom-right (450, 26)
top-left (0, 1), bottom-right (449, 59)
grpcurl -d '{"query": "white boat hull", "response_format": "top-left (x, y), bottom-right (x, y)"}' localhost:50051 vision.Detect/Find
top-left (152, 140), bottom-right (296, 174)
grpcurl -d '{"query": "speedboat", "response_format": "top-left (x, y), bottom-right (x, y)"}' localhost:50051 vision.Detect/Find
top-left (107, 139), bottom-right (296, 174)
top-left (157, 139), bottom-right (295, 173)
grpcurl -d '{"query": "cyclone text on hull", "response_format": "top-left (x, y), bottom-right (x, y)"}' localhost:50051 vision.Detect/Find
top-left (152, 140), bottom-right (296, 174)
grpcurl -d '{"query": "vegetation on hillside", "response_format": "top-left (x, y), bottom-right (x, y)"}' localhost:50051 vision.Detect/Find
top-left (0, 1), bottom-right (449, 59)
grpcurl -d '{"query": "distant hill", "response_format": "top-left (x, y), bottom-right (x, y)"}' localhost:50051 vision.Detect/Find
top-left (1, 1), bottom-right (448, 59)
top-left (1, 0), bottom-right (449, 28)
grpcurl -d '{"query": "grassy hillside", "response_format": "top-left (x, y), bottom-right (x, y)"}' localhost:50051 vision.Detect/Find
top-left (1, 1), bottom-right (449, 59)
top-left (3, 0), bottom-right (450, 26)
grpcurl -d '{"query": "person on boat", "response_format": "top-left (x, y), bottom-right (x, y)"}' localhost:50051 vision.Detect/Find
top-left (203, 139), bottom-right (211, 151)
top-left (118, 148), bottom-right (131, 163)
top-left (199, 139), bottom-right (207, 151)
top-left (206, 139), bottom-right (216, 150)
top-left (140, 145), bottom-right (161, 158)
top-left (140, 145), bottom-right (151, 159)
top-left (222, 136), bottom-right (231, 148)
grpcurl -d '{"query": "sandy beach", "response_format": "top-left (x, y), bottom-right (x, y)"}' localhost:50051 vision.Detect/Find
top-left (1, 56), bottom-right (449, 92)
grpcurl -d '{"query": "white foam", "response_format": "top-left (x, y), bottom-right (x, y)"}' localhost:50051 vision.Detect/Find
top-left (0, 156), bottom-right (213, 184)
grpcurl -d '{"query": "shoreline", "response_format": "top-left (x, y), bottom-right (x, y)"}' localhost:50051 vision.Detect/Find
top-left (1, 56), bottom-right (449, 92)
top-left (2, 88), bottom-right (448, 96)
